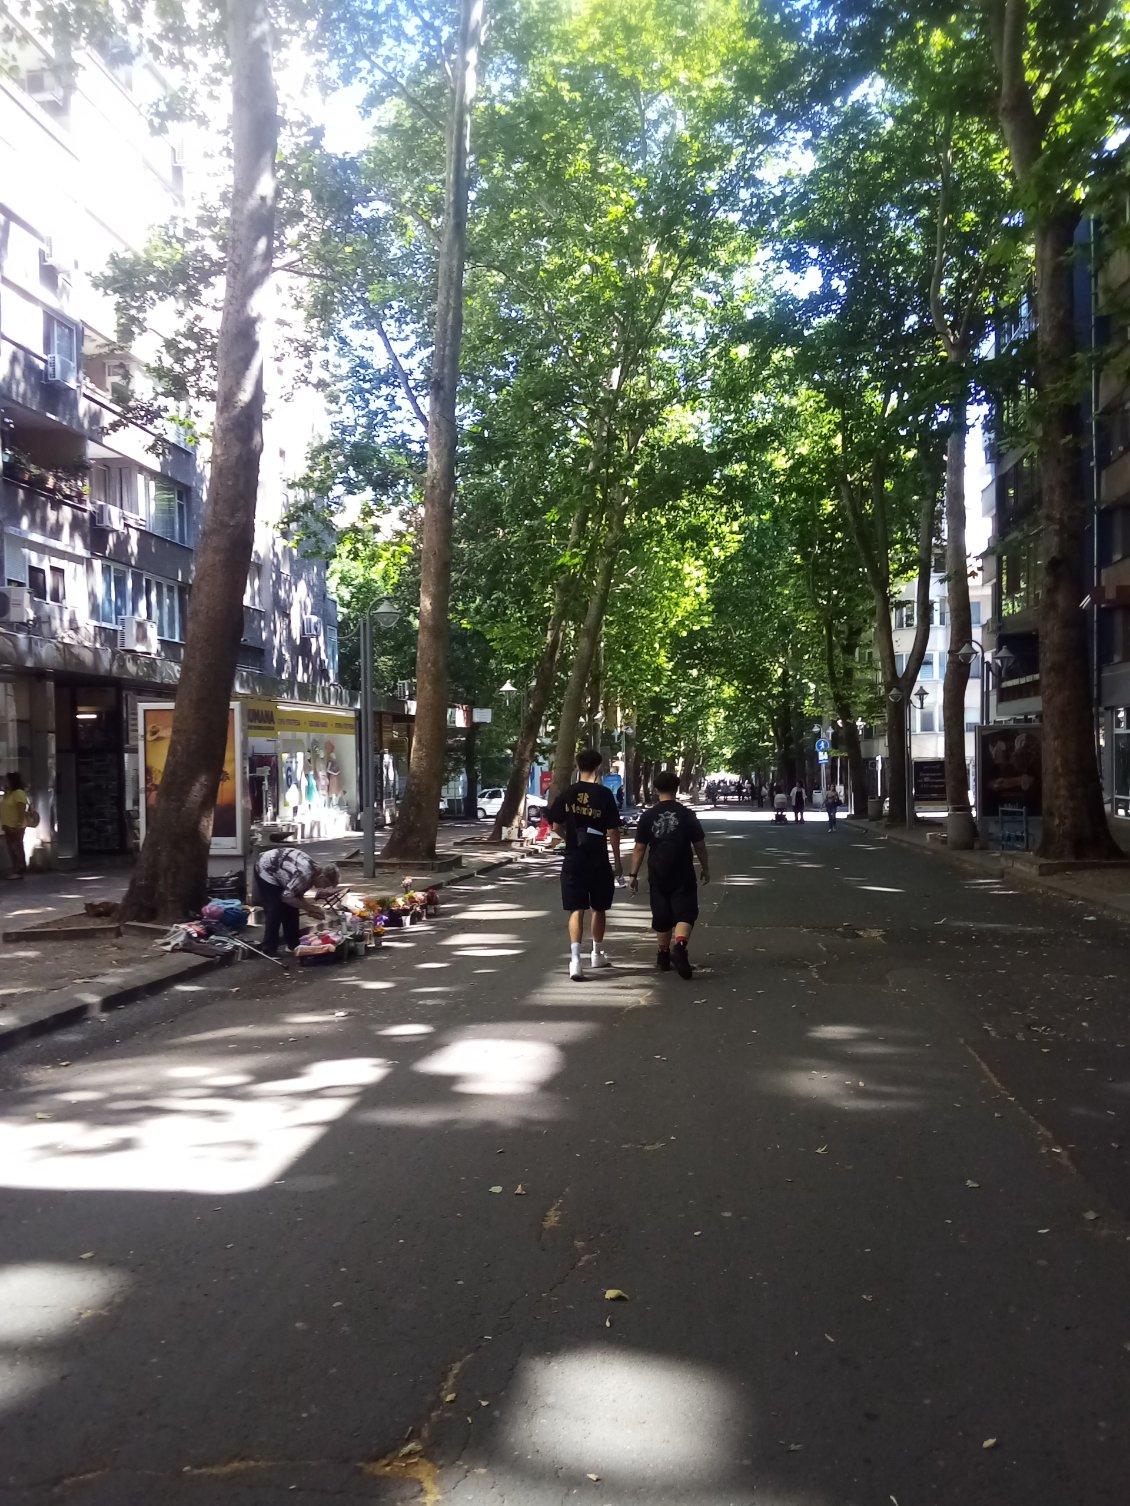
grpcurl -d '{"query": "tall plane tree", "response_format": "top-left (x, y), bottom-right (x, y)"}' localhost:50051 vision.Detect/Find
top-left (382, 0), bottom-right (485, 860)
top-left (986, 0), bottom-right (1128, 859)
top-left (121, 0), bottom-right (278, 920)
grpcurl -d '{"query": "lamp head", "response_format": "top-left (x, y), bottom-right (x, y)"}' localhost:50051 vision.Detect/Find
top-left (372, 597), bottom-right (400, 629)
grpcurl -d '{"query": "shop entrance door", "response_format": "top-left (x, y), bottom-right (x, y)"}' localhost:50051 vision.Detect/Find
top-left (74, 688), bottom-right (125, 854)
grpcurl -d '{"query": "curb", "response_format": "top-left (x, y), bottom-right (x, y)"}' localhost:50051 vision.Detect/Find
top-left (0, 952), bottom-right (224, 1054)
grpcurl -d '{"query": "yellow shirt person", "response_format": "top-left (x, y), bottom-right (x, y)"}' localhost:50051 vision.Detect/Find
top-left (1, 774), bottom-right (30, 880)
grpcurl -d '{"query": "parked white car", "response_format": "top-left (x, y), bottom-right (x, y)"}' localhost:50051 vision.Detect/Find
top-left (476, 787), bottom-right (545, 822)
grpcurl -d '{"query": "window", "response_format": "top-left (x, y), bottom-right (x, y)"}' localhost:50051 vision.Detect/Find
top-left (99, 562), bottom-right (128, 623)
top-left (965, 719), bottom-right (980, 732)
top-left (44, 314), bottom-right (79, 384)
top-left (151, 478), bottom-right (189, 543)
top-left (895, 652), bottom-right (907, 676)
top-left (919, 709), bottom-right (936, 733)
top-left (932, 599), bottom-right (947, 626)
top-left (325, 622), bottom-right (339, 680)
top-left (245, 563), bottom-right (262, 610)
top-left (28, 565), bottom-right (47, 601)
top-left (921, 652), bottom-right (935, 679)
top-left (968, 656), bottom-right (981, 678)
top-left (971, 601), bottom-right (982, 626)
top-left (895, 602), bottom-right (915, 629)
top-left (937, 651), bottom-right (947, 679)
top-left (90, 464), bottom-right (136, 512)
top-left (50, 566), bottom-right (65, 603)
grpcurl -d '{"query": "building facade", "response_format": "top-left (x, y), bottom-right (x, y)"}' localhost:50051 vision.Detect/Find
top-left (0, 14), bottom-right (342, 867)
top-left (980, 192), bottom-right (1130, 820)
top-left (860, 569), bottom-right (993, 802)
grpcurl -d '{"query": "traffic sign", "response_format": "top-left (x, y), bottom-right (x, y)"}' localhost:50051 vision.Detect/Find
top-left (817, 750), bottom-right (830, 764)
top-left (815, 738), bottom-right (830, 753)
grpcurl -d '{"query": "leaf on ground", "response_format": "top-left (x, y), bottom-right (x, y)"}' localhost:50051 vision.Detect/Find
top-left (35, 1113), bottom-right (53, 1120)
top-left (479, 1399), bottom-right (490, 1408)
top-left (488, 1186), bottom-right (503, 1194)
top-left (514, 1184), bottom-right (527, 1195)
top-left (444, 1394), bottom-right (457, 1404)
top-left (815, 1145), bottom-right (829, 1154)
top-left (1083, 1210), bottom-right (1100, 1221)
top-left (824, 1333), bottom-right (835, 1343)
top-left (587, 1473), bottom-right (602, 1482)
top-left (604, 1289), bottom-right (629, 1301)
top-left (79, 1252), bottom-right (94, 1260)
top-left (605, 1316), bottom-right (612, 1328)
top-left (398, 1441), bottom-right (423, 1459)
top-left (965, 1179), bottom-right (981, 1189)
top-left (982, 1437), bottom-right (998, 1450)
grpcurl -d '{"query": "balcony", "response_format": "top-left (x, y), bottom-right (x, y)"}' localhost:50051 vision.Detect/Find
top-left (2, 451), bottom-right (87, 504)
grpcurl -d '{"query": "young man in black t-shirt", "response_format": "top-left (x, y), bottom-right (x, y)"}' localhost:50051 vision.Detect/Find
top-left (546, 748), bottom-right (623, 981)
top-left (628, 769), bottom-right (710, 978)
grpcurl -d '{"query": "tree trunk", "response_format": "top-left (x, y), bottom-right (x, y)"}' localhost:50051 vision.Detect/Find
top-left (988, 0), bottom-right (1118, 859)
top-left (1032, 214), bottom-right (1119, 859)
top-left (382, 0), bottom-right (483, 861)
top-left (548, 498), bottom-right (628, 801)
top-left (824, 620), bottom-right (867, 816)
top-left (942, 392), bottom-right (976, 847)
top-left (486, 499), bottom-right (591, 841)
top-left (120, 0), bottom-right (277, 923)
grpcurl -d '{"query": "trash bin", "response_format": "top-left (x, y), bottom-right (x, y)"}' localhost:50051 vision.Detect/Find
top-left (867, 797), bottom-right (884, 821)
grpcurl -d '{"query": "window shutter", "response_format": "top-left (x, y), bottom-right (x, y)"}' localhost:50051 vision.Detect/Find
top-left (3, 535), bottom-right (28, 586)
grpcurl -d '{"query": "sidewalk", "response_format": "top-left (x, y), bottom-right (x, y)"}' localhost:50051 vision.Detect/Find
top-left (873, 817), bottom-right (1130, 921)
top-left (0, 836), bottom-right (517, 1052)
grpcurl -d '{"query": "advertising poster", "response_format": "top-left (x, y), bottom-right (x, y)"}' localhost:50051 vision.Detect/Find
top-left (140, 702), bottom-right (241, 853)
top-left (912, 759), bottom-right (948, 803)
top-left (977, 725), bottom-right (1042, 819)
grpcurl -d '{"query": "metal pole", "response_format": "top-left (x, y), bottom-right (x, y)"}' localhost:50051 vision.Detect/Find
top-left (360, 613), bottom-right (375, 879)
top-left (905, 696), bottom-right (913, 826)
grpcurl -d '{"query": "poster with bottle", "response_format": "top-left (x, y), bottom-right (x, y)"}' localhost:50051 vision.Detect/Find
top-left (138, 701), bottom-right (243, 854)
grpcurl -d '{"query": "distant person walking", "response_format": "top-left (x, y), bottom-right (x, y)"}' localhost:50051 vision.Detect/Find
top-left (629, 769), bottom-right (710, 979)
top-left (790, 781), bottom-right (806, 822)
top-left (824, 782), bottom-right (840, 830)
top-left (1, 772), bottom-right (31, 879)
top-left (546, 749), bottom-right (623, 982)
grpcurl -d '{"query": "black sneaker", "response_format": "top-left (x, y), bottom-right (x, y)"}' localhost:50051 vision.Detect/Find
top-left (656, 949), bottom-right (672, 972)
top-left (672, 943), bottom-right (694, 979)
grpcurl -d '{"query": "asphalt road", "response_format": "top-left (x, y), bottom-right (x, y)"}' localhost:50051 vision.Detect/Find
top-left (1, 810), bottom-right (1128, 1506)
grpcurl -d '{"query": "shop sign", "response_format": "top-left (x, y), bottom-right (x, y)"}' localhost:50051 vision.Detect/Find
top-left (244, 701), bottom-right (356, 737)
top-left (244, 700), bottom-right (278, 736)
top-left (139, 701), bottom-right (243, 855)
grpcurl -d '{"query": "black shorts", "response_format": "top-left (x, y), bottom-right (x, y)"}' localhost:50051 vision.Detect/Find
top-left (560, 854), bottom-right (615, 914)
top-left (649, 881), bottom-right (699, 932)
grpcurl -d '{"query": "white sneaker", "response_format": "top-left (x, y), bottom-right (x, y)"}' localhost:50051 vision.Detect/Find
top-left (569, 955), bottom-right (586, 982)
top-left (590, 950), bottom-right (611, 969)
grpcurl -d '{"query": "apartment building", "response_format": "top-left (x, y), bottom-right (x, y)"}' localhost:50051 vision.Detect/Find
top-left (0, 12), bottom-right (343, 866)
top-left (859, 569), bottom-right (993, 801)
top-left (980, 190), bottom-right (1130, 819)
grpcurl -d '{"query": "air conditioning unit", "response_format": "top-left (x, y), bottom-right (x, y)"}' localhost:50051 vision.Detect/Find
top-left (93, 501), bottom-right (123, 530)
top-left (120, 616), bottom-right (160, 654)
top-left (41, 237), bottom-right (77, 273)
top-left (0, 587), bottom-right (32, 626)
top-left (24, 69), bottom-right (66, 107)
top-left (396, 679), bottom-right (413, 701)
top-left (45, 353), bottom-right (77, 386)
top-left (301, 613), bottom-right (323, 638)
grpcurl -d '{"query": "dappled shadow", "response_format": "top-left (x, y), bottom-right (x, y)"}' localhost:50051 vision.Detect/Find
top-left (0, 838), bottom-right (1128, 1502)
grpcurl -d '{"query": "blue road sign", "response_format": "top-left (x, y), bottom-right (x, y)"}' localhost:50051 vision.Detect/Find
top-left (815, 738), bottom-right (830, 753)
top-left (817, 750), bottom-right (830, 764)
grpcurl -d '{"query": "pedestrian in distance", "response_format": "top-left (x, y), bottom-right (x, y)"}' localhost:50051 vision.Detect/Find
top-left (790, 780), bottom-right (807, 822)
top-left (824, 781), bottom-right (841, 831)
top-left (1, 772), bottom-right (31, 879)
top-left (253, 845), bottom-right (341, 957)
top-left (546, 748), bottom-right (623, 982)
top-left (773, 788), bottom-right (789, 824)
top-left (628, 769), bottom-right (710, 979)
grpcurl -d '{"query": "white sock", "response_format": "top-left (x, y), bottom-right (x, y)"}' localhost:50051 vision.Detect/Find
top-left (591, 942), bottom-right (604, 956)
top-left (570, 942), bottom-right (581, 963)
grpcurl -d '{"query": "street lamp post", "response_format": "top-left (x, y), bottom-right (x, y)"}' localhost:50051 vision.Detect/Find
top-left (360, 597), bottom-right (400, 878)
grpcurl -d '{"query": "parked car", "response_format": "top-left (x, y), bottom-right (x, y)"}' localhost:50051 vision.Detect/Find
top-left (476, 787), bottom-right (546, 822)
